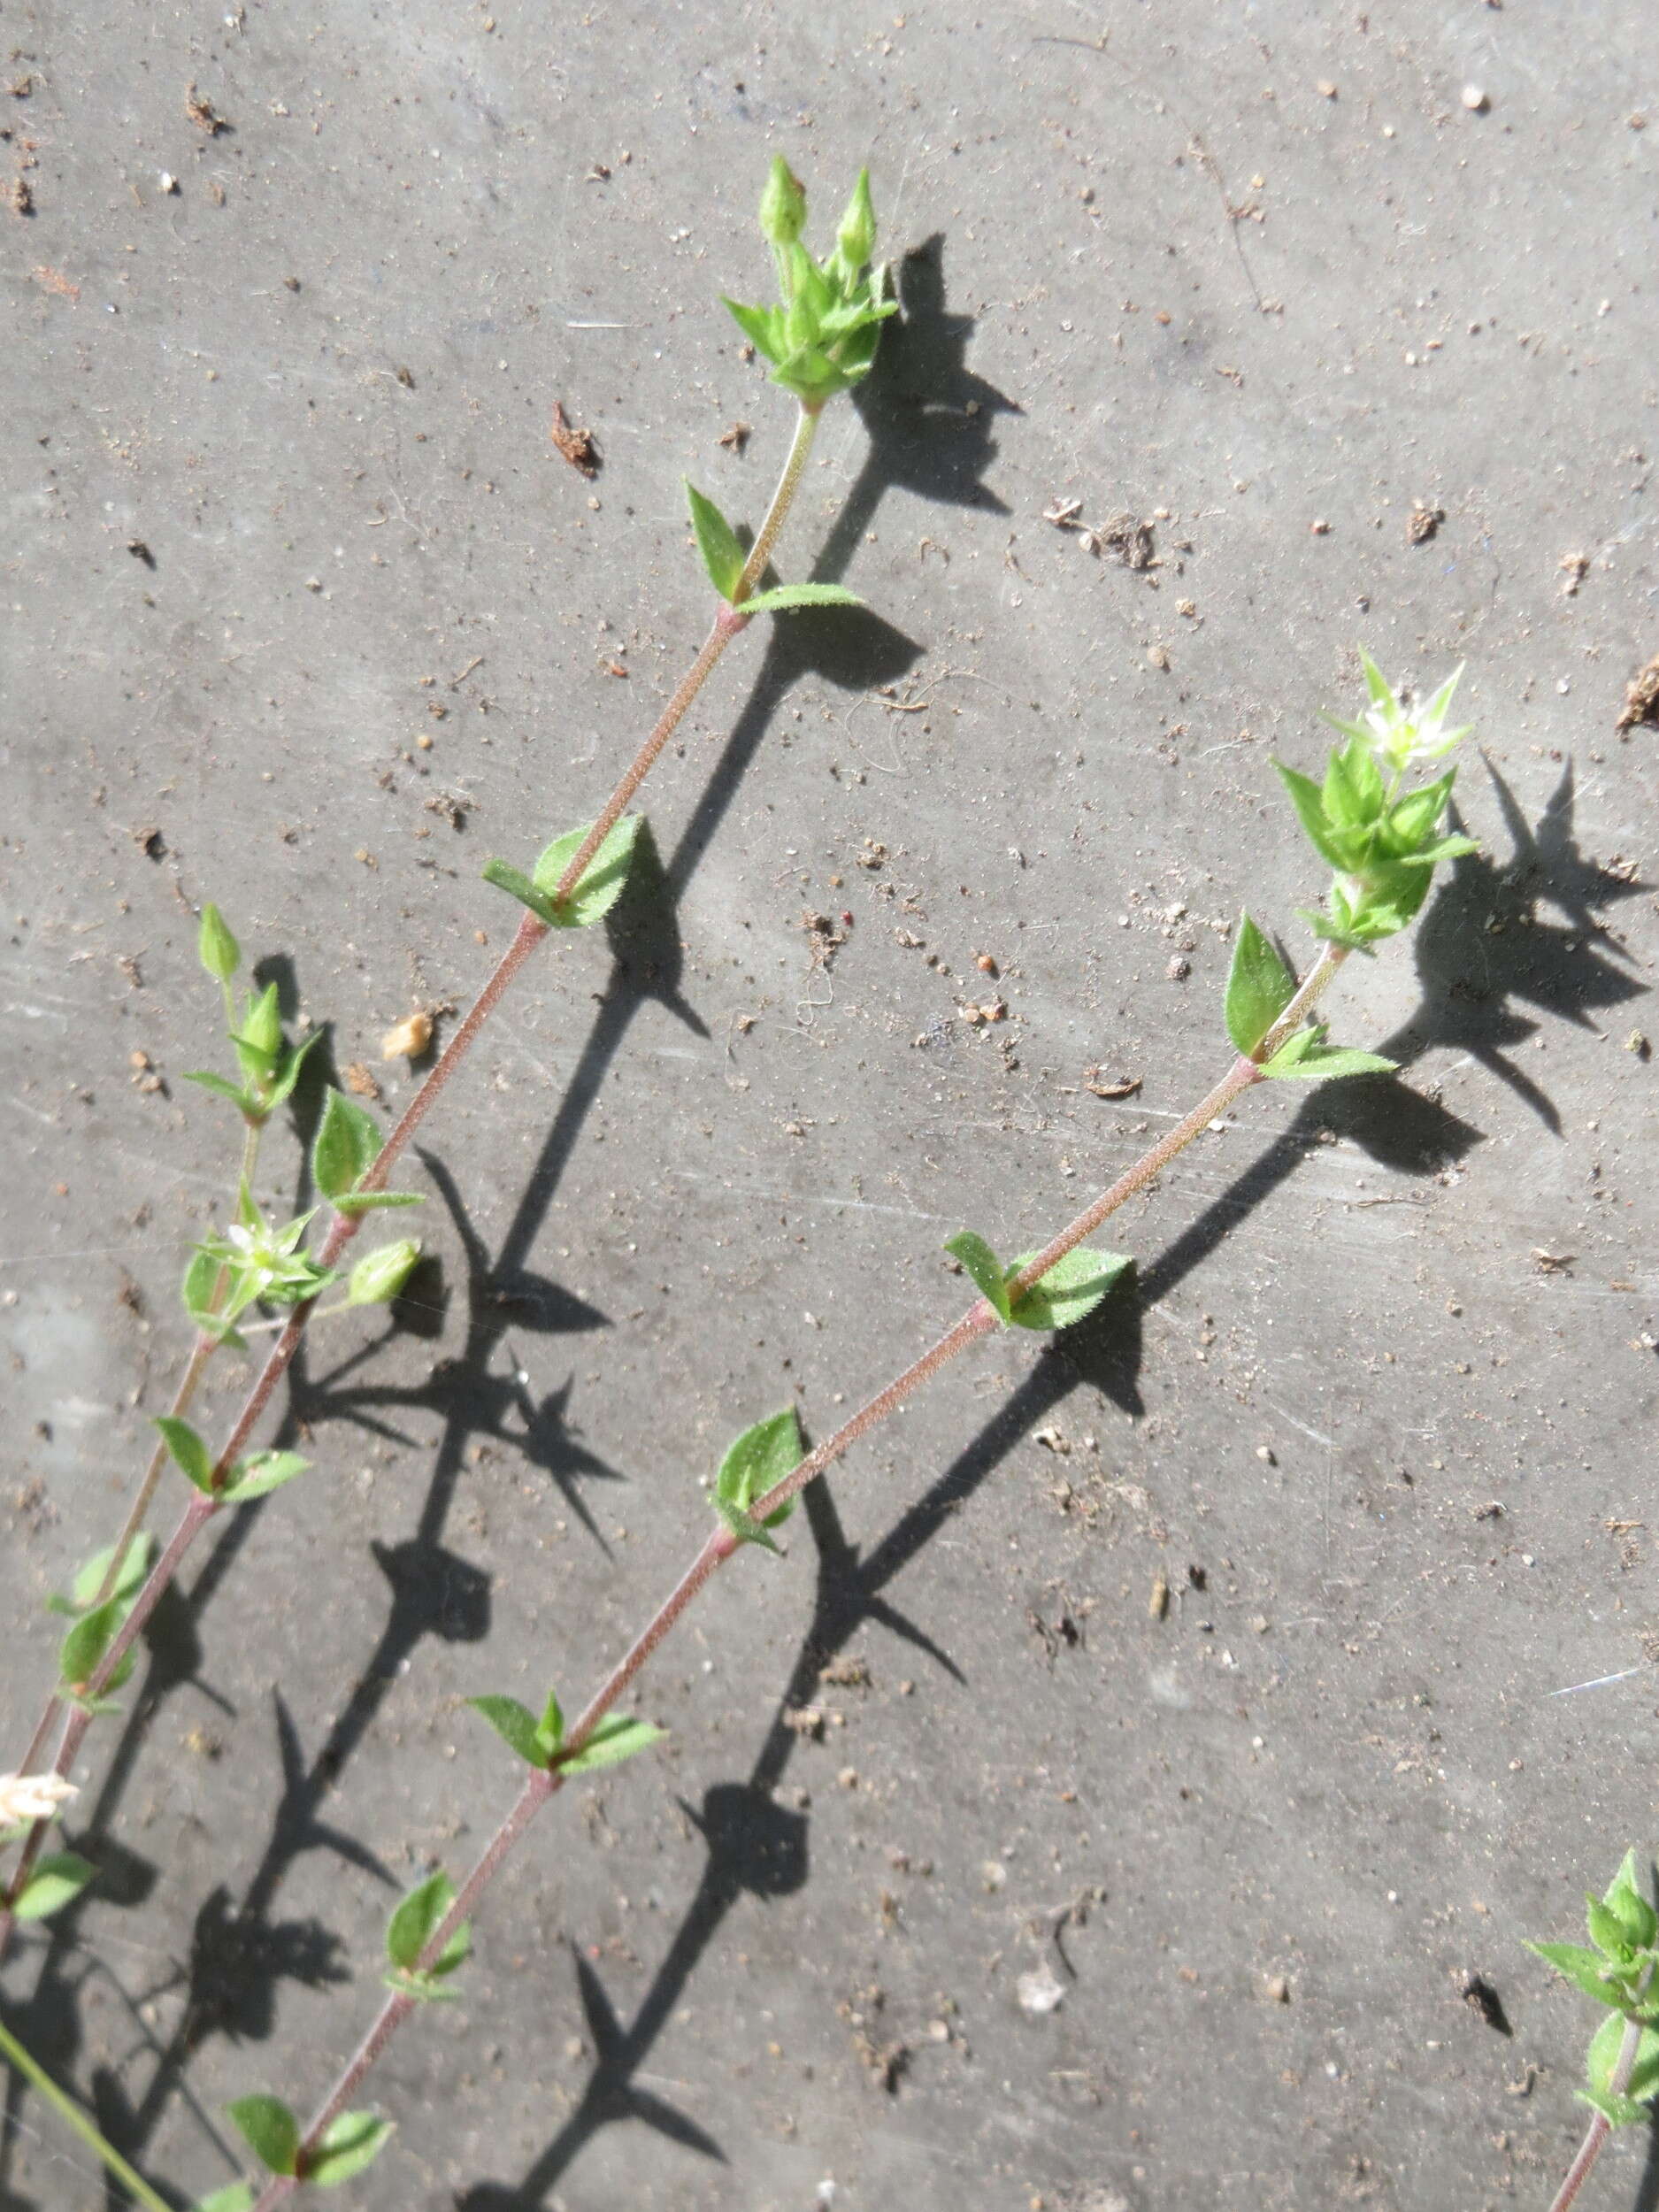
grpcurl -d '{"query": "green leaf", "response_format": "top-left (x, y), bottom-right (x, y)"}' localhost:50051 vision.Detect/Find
top-left (385, 1870), bottom-right (469, 1978)
top-left (1225, 913), bottom-right (1297, 1058)
top-left (1261, 1028), bottom-right (1397, 1081)
top-left (1273, 760), bottom-right (1348, 869)
top-left (227, 2094), bottom-right (301, 2178)
top-left (58, 1599), bottom-right (123, 1693)
top-left (481, 856), bottom-right (561, 928)
top-left (155, 1415), bottom-right (215, 1494)
top-left (530, 814), bottom-right (642, 928)
top-left (685, 480), bottom-right (745, 603)
top-left (221, 1451), bottom-right (310, 1502)
top-left (12, 1852), bottom-right (96, 1922)
top-left (331, 1188), bottom-right (423, 1217)
top-left (1527, 1941), bottom-right (1629, 2008)
top-left (557, 1715), bottom-right (665, 1778)
top-left (46, 1535), bottom-right (155, 1618)
top-left (181, 1070), bottom-right (254, 1111)
top-left (945, 1230), bottom-right (1011, 1322)
top-left (714, 1408), bottom-right (803, 1551)
top-left (197, 903), bottom-right (242, 983)
top-left (312, 1089), bottom-right (384, 1204)
top-left (722, 295), bottom-right (783, 363)
top-left (195, 2187), bottom-right (257, 2212)
top-left (1004, 1247), bottom-right (1133, 1333)
top-left (1576, 2085), bottom-right (1650, 2130)
top-left (264, 1029), bottom-right (322, 1112)
top-left (468, 1694), bottom-right (552, 1769)
top-left (1586, 2009), bottom-right (1659, 2108)
top-left (308, 2111), bottom-right (394, 2188)
top-left (739, 583), bottom-right (864, 614)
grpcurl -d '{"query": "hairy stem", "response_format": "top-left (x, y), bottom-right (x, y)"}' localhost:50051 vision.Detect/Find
top-left (0, 398), bottom-right (830, 1962)
top-left (235, 937), bottom-right (1356, 2170)
top-left (550, 400), bottom-right (820, 907)
top-left (1547, 2013), bottom-right (1646, 2212)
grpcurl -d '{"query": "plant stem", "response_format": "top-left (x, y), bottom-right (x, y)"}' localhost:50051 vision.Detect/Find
top-left (0, 399), bottom-right (830, 1963)
top-left (549, 401), bottom-right (820, 909)
top-left (0, 2003), bottom-right (175, 2212)
top-left (1547, 2013), bottom-right (1646, 2212)
top-left (237, 940), bottom-right (1355, 2181)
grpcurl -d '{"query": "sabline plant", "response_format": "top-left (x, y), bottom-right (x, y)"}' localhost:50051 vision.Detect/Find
top-left (0, 160), bottom-right (1626, 2212)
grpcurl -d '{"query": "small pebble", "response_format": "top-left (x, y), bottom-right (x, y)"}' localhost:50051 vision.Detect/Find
top-left (1462, 84), bottom-right (1489, 111)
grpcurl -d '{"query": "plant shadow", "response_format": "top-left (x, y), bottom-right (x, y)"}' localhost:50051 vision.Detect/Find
top-left (0, 235), bottom-right (1016, 2200)
top-left (451, 757), bottom-right (1643, 2204)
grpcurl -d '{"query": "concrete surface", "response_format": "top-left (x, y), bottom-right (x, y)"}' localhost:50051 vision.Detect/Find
top-left (4, 3), bottom-right (1658, 2208)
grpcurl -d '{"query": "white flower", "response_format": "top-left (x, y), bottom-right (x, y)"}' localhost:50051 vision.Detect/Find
top-left (1329, 653), bottom-right (1471, 776)
top-left (0, 1772), bottom-right (77, 1826)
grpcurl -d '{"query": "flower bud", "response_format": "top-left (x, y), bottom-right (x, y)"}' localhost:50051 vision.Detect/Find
top-left (758, 155), bottom-right (807, 247)
top-left (197, 902), bottom-right (241, 984)
top-left (345, 1238), bottom-right (422, 1308)
top-left (834, 168), bottom-right (876, 272)
top-left (241, 980), bottom-right (283, 1060)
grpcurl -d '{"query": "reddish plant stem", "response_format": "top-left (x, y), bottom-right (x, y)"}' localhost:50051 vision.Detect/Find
top-left (1547, 2012), bottom-right (1645, 2212)
top-left (549, 399), bottom-right (819, 907)
top-left (250, 1770), bottom-right (554, 2208)
top-left (232, 940), bottom-right (1357, 2177)
top-left (0, 402), bottom-right (829, 1954)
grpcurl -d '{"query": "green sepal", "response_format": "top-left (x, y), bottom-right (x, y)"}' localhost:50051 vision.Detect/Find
top-left (11, 1851), bottom-right (96, 1922)
top-left (312, 1088), bottom-right (383, 1204)
top-left (195, 2186), bottom-right (257, 2212)
top-left (385, 1870), bottom-right (471, 1981)
top-left (945, 1230), bottom-right (1012, 1323)
top-left (713, 1407), bottom-right (803, 1552)
top-left (1527, 1941), bottom-right (1631, 2008)
top-left (155, 1414), bottom-right (215, 1494)
top-left (1601, 1851), bottom-right (1658, 1950)
top-left (343, 1239), bottom-right (422, 1308)
top-left (197, 903), bottom-right (242, 984)
top-left (1588, 1897), bottom-right (1636, 1958)
top-left (1225, 913), bottom-right (1298, 1058)
top-left (307, 2112), bottom-right (394, 2187)
top-left (45, 1535), bottom-right (154, 1618)
top-left (227, 2094), bottom-right (301, 2178)
top-left (1322, 734), bottom-right (1384, 833)
top-left (220, 1451), bottom-right (310, 1503)
top-left (740, 583), bottom-right (864, 614)
top-left (1004, 1247), bottom-right (1133, 1332)
top-left (555, 1715), bottom-right (665, 1777)
top-left (468, 1694), bottom-right (557, 1768)
top-left (231, 983), bottom-right (284, 1085)
top-left (685, 480), bottom-right (745, 603)
top-left (1260, 1027), bottom-right (1397, 1081)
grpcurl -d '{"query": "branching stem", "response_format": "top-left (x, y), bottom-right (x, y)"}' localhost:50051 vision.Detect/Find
top-left (0, 398), bottom-right (827, 1962)
top-left (245, 941), bottom-right (1354, 2195)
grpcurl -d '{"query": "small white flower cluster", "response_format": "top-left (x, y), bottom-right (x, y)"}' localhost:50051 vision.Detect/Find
top-left (1342, 650), bottom-right (1471, 776)
top-left (0, 1771), bottom-right (77, 1827)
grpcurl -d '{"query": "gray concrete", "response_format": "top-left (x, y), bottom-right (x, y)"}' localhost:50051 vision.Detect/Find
top-left (4, 3), bottom-right (1657, 2207)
